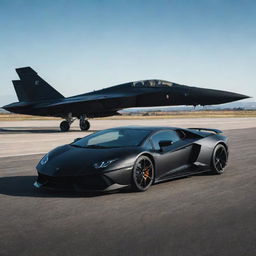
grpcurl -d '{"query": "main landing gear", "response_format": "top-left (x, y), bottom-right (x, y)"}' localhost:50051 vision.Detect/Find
top-left (79, 115), bottom-right (90, 131)
top-left (60, 120), bottom-right (71, 132)
top-left (59, 114), bottom-right (90, 132)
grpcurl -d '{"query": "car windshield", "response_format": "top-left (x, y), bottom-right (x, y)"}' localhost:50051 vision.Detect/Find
top-left (72, 129), bottom-right (151, 148)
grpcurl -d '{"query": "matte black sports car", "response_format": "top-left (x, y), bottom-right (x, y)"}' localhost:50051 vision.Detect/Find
top-left (34, 126), bottom-right (229, 192)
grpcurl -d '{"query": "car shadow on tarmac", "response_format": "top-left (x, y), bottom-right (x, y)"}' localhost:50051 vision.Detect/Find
top-left (0, 128), bottom-right (98, 134)
top-left (0, 173), bottom-right (215, 198)
top-left (0, 176), bottom-right (119, 198)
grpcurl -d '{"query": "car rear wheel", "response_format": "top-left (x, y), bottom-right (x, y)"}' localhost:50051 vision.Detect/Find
top-left (211, 144), bottom-right (228, 174)
top-left (131, 156), bottom-right (154, 192)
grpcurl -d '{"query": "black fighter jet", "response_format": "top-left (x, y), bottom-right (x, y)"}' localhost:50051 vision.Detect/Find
top-left (3, 67), bottom-right (249, 131)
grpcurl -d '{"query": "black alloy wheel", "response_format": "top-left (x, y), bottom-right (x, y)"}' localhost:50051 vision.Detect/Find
top-left (80, 120), bottom-right (90, 131)
top-left (60, 121), bottom-right (70, 132)
top-left (211, 144), bottom-right (228, 174)
top-left (131, 156), bottom-right (154, 192)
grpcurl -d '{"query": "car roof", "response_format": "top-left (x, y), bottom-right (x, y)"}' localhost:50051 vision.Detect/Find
top-left (110, 126), bottom-right (179, 132)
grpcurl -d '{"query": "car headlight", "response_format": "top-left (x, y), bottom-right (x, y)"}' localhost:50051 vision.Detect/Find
top-left (93, 159), bottom-right (117, 169)
top-left (40, 153), bottom-right (49, 165)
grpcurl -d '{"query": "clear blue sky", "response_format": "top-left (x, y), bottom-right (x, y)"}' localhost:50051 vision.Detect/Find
top-left (0, 0), bottom-right (255, 105)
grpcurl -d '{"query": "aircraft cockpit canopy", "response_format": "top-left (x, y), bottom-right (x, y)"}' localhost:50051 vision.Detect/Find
top-left (132, 80), bottom-right (173, 87)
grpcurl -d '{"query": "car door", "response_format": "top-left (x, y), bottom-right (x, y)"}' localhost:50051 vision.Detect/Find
top-left (150, 130), bottom-right (193, 179)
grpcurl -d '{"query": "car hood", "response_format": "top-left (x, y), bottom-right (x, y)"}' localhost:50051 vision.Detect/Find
top-left (36, 144), bottom-right (138, 176)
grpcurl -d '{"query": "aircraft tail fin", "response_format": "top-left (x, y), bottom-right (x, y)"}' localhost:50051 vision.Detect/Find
top-left (13, 67), bottom-right (64, 102)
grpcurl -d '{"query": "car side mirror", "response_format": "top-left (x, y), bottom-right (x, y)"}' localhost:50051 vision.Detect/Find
top-left (73, 138), bottom-right (81, 143)
top-left (159, 140), bottom-right (173, 150)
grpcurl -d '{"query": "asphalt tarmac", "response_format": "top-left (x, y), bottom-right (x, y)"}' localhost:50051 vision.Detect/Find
top-left (1, 117), bottom-right (256, 157)
top-left (0, 121), bottom-right (256, 256)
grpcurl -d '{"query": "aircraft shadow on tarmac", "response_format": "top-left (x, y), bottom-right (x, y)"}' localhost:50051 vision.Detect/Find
top-left (0, 128), bottom-right (98, 134)
top-left (0, 176), bottom-right (114, 198)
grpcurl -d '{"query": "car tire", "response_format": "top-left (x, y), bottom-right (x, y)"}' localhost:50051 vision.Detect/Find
top-left (211, 144), bottom-right (228, 174)
top-left (131, 155), bottom-right (154, 192)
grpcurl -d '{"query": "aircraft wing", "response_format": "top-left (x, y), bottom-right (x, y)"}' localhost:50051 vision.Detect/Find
top-left (45, 93), bottom-right (131, 107)
top-left (33, 91), bottom-right (144, 118)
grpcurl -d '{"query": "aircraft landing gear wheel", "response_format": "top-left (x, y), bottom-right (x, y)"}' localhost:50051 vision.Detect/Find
top-left (131, 156), bottom-right (154, 192)
top-left (80, 120), bottom-right (90, 131)
top-left (60, 121), bottom-right (70, 132)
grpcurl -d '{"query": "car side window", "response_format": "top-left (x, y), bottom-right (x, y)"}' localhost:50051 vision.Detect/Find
top-left (151, 130), bottom-right (180, 151)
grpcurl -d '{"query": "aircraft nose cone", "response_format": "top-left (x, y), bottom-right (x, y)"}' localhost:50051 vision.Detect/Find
top-left (189, 87), bottom-right (250, 105)
top-left (226, 92), bottom-right (250, 101)
top-left (218, 91), bottom-right (250, 102)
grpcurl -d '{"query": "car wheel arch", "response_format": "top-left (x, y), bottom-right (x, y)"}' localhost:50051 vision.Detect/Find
top-left (213, 141), bottom-right (228, 155)
top-left (218, 141), bottom-right (228, 151)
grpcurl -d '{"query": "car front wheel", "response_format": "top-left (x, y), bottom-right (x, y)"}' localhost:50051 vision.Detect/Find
top-left (131, 156), bottom-right (154, 192)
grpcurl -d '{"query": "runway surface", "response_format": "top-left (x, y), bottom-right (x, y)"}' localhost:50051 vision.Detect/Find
top-left (0, 124), bottom-right (256, 256)
top-left (1, 117), bottom-right (256, 157)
